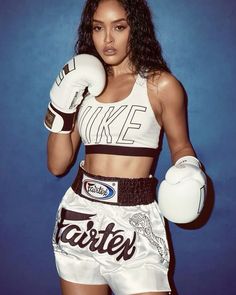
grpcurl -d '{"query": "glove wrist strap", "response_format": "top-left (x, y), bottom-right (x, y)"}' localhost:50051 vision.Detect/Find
top-left (44, 102), bottom-right (76, 133)
top-left (175, 156), bottom-right (201, 168)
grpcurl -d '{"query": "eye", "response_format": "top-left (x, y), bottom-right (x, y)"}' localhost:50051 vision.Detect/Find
top-left (93, 25), bottom-right (103, 32)
top-left (115, 25), bottom-right (126, 31)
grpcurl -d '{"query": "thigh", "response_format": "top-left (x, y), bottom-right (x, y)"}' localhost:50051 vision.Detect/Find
top-left (60, 278), bottom-right (111, 295)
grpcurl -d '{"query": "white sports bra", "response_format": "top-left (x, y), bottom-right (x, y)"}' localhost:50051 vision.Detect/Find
top-left (76, 75), bottom-right (161, 157)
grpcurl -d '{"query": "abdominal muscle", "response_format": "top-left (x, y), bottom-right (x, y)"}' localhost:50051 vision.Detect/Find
top-left (84, 153), bottom-right (154, 178)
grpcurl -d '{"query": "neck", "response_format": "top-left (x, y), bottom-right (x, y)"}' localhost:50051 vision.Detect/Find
top-left (108, 56), bottom-right (135, 77)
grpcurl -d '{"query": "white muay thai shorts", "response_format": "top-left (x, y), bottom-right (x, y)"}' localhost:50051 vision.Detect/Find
top-left (52, 162), bottom-right (171, 295)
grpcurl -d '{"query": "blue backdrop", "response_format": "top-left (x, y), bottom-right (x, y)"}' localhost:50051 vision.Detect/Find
top-left (1, 0), bottom-right (235, 294)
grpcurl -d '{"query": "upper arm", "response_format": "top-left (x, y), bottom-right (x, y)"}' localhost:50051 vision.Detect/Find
top-left (47, 124), bottom-right (81, 176)
top-left (150, 72), bottom-right (195, 162)
top-left (71, 125), bottom-right (81, 159)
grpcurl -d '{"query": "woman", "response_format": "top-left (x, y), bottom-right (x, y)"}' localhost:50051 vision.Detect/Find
top-left (45, 0), bottom-right (206, 294)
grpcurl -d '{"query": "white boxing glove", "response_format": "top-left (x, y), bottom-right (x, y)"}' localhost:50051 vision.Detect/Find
top-left (158, 156), bottom-right (206, 223)
top-left (44, 54), bottom-right (106, 133)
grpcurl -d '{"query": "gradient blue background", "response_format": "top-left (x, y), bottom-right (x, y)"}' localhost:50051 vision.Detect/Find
top-left (1, 0), bottom-right (235, 294)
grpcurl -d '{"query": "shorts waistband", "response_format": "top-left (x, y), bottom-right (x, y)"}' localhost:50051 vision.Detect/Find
top-left (71, 162), bottom-right (158, 206)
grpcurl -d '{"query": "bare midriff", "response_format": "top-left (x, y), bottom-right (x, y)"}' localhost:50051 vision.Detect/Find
top-left (84, 153), bottom-right (154, 178)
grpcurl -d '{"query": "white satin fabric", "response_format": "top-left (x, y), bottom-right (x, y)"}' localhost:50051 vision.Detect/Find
top-left (52, 187), bottom-right (171, 294)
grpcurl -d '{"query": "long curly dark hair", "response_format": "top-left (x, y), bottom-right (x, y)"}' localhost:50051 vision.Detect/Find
top-left (74, 0), bottom-right (171, 76)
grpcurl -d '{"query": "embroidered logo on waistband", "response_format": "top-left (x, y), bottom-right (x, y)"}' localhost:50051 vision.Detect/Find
top-left (83, 180), bottom-right (115, 200)
top-left (81, 174), bottom-right (118, 203)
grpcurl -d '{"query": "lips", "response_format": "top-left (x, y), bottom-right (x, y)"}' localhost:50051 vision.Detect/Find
top-left (103, 47), bottom-right (117, 56)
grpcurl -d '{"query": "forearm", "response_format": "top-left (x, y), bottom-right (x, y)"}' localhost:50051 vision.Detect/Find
top-left (47, 133), bottom-right (74, 176)
top-left (171, 143), bottom-right (196, 164)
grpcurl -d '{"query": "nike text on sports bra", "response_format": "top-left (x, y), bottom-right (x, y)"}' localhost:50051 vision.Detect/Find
top-left (76, 75), bottom-right (161, 157)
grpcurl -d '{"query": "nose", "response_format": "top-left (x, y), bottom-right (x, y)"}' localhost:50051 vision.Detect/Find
top-left (104, 29), bottom-right (114, 44)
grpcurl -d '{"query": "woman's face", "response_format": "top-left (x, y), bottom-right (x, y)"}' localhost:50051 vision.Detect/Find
top-left (92, 0), bottom-right (131, 67)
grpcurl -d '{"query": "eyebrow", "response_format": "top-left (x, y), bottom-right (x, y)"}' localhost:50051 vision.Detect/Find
top-left (92, 18), bottom-right (127, 24)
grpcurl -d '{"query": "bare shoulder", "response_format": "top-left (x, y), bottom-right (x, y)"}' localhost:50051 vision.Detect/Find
top-left (148, 71), bottom-right (185, 108)
top-left (147, 71), bottom-right (185, 126)
top-left (149, 71), bottom-right (183, 98)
